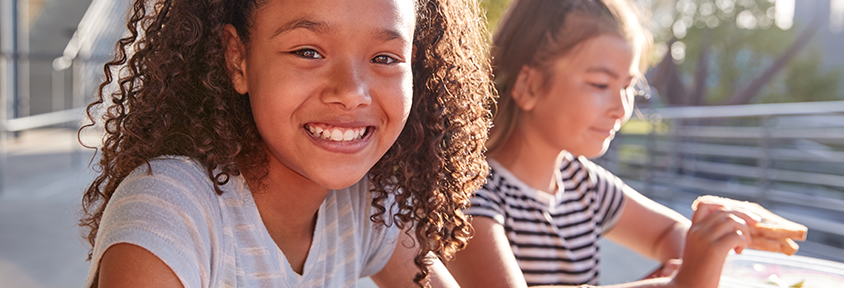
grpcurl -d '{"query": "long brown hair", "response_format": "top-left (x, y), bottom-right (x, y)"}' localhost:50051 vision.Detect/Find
top-left (487, 0), bottom-right (651, 154)
top-left (79, 0), bottom-right (492, 285)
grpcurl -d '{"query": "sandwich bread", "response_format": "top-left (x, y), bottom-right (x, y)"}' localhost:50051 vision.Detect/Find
top-left (691, 195), bottom-right (807, 255)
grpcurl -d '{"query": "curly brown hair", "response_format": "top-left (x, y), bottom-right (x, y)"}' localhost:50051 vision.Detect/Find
top-left (79, 0), bottom-right (492, 286)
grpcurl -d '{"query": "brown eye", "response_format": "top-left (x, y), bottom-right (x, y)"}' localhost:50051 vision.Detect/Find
top-left (293, 49), bottom-right (323, 59)
top-left (371, 55), bottom-right (397, 65)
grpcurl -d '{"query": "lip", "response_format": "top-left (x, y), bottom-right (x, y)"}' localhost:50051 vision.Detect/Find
top-left (590, 127), bottom-right (615, 138)
top-left (303, 121), bottom-right (376, 154)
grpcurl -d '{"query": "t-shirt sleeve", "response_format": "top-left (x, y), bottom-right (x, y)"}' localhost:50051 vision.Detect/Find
top-left (577, 157), bottom-right (627, 232)
top-left (465, 179), bottom-right (507, 225)
top-left (83, 158), bottom-right (220, 288)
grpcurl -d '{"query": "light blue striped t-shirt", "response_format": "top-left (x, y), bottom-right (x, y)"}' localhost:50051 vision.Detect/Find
top-left (84, 156), bottom-right (400, 288)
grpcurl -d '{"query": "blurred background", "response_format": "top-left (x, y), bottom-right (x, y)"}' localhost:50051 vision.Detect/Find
top-left (0, 0), bottom-right (842, 287)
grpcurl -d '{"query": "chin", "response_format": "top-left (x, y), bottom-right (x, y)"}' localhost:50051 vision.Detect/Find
top-left (315, 173), bottom-right (368, 190)
top-left (579, 145), bottom-right (610, 159)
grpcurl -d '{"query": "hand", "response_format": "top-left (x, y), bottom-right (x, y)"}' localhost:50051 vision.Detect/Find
top-left (670, 203), bottom-right (758, 288)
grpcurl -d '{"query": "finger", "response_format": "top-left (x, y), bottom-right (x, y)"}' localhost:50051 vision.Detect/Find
top-left (690, 211), bottom-right (753, 254)
top-left (728, 209), bottom-right (761, 226)
top-left (691, 202), bottom-right (728, 223)
top-left (692, 209), bottom-right (735, 230)
top-left (719, 229), bottom-right (749, 255)
top-left (711, 214), bottom-right (752, 253)
top-left (693, 201), bottom-right (761, 226)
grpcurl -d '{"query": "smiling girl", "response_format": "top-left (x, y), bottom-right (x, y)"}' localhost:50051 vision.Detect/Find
top-left (446, 0), bottom-right (757, 287)
top-left (79, 0), bottom-right (491, 287)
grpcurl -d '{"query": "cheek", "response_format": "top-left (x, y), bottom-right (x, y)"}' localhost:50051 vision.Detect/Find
top-left (382, 71), bottom-right (414, 123)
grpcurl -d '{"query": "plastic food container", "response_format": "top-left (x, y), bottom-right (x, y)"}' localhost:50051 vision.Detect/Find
top-left (720, 249), bottom-right (844, 288)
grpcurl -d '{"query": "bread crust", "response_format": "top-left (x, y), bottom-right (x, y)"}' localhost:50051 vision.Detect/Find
top-left (692, 195), bottom-right (807, 255)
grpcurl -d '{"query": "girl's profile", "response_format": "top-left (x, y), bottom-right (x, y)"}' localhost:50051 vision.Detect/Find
top-left (79, 0), bottom-right (492, 287)
top-left (446, 0), bottom-right (758, 287)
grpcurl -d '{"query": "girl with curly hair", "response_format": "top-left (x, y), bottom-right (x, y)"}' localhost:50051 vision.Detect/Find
top-left (79, 0), bottom-right (491, 287)
top-left (446, 0), bottom-right (756, 287)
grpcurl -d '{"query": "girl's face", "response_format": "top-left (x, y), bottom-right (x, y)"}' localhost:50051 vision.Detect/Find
top-left (226, 0), bottom-right (415, 190)
top-left (518, 34), bottom-right (636, 158)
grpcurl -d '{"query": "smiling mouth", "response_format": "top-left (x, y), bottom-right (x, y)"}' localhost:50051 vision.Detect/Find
top-left (305, 124), bottom-right (372, 142)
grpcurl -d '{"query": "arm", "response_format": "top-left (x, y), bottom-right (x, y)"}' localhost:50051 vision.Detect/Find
top-left (604, 186), bottom-right (691, 264)
top-left (447, 217), bottom-right (675, 288)
top-left (97, 243), bottom-right (183, 288)
top-left (371, 229), bottom-right (460, 288)
top-left (446, 216), bottom-right (528, 288)
top-left (449, 208), bottom-right (752, 288)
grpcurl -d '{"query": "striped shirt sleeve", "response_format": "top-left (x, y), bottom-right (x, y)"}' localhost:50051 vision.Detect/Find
top-left (465, 175), bottom-right (507, 225)
top-left (575, 156), bottom-right (626, 232)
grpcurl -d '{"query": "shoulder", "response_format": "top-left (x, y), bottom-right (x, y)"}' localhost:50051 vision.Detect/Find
top-left (479, 160), bottom-right (527, 198)
top-left (466, 162), bottom-right (520, 224)
top-left (88, 156), bottom-right (229, 288)
top-left (103, 156), bottom-right (224, 234)
top-left (560, 152), bottom-right (620, 187)
top-left (112, 156), bottom-right (218, 207)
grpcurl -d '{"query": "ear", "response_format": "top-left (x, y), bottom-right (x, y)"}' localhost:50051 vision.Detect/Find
top-left (510, 65), bottom-right (542, 111)
top-left (223, 24), bottom-right (249, 95)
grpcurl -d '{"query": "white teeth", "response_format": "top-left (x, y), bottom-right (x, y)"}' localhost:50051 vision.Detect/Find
top-left (343, 130), bottom-right (355, 141)
top-left (329, 129), bottom-right (342, 141)
top-left (306, 125), bottom-right (367, 142)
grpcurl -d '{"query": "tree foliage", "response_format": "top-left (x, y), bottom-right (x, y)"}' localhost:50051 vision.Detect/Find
top-left (649, 0), bottom-right (841, 105)
top-left (480, 0), bottom-right (513, 34)
top-left (480, 0), bottom-right (842, 105)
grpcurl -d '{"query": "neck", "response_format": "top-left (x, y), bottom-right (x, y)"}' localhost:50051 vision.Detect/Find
top-left (242, 156), bottom-right (330, 230)
top-left (491, 128), bottom-right (563, 194)
top-left (239, 151), bottom-right (331, 274)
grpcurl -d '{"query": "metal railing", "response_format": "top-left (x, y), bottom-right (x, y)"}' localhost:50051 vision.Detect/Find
top-left (0, 52), bottom-right (101, 193)
top-left (597, 101), bottom-right (844, 261)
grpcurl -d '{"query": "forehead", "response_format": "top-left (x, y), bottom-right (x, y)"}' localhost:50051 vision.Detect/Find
top-left (250, 0), bottom-right (416, 38)
top-left (559, 34), bottom-right (637, 76)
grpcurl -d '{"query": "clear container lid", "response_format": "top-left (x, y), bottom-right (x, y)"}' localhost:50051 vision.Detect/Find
top-left (720, 249), bottom-right (844, 288)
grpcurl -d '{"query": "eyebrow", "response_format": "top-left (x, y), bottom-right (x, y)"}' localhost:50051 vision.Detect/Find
top-left (586, 66), bottom-right (635, 82)
top-left (372, 28), bottom-right (405, 43)
top-left (270, 18), bottom-right (332, 39)
top-left (269, 17), bottom-right (408, 44)
top-left (585, 66), bottom-right (620, 78)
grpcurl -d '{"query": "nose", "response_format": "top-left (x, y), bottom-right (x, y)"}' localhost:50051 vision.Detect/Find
top-left (608, 86), bottom-right (633, 122)
top-left (321, 59), bottom-right (372, 110)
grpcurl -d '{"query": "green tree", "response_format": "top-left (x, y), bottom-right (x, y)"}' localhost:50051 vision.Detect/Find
top-left (763, 46), bottom-right (844, 103)
top-left (480, 0), bottom-right (513, 34)
top-left (647, 0), bottom-right (839, 105)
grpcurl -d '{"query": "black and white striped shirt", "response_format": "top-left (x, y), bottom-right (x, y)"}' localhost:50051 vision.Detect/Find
top-left (467, 154), bottom-right (626, 286)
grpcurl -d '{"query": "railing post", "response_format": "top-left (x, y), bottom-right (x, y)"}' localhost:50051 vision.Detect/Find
top-left (645, 114), bottom-right (659, 197)
top-left (666, 118), bottom-right (682, 202)
top-left (71, 60), bottom-right (83, 167)
top-left (52, 66), bottom-right (65, 112)
top-left (0, 0), bottom-right (17, 194)
top-left (757, 115), bottom-right (771, 206)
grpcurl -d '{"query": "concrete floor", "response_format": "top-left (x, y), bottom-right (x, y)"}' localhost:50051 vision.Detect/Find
top-left (0, 128), bottom-right (96, 288)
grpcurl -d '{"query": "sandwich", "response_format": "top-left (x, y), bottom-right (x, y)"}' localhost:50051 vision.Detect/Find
top-left (691, 195), bottom-right (808, 255)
